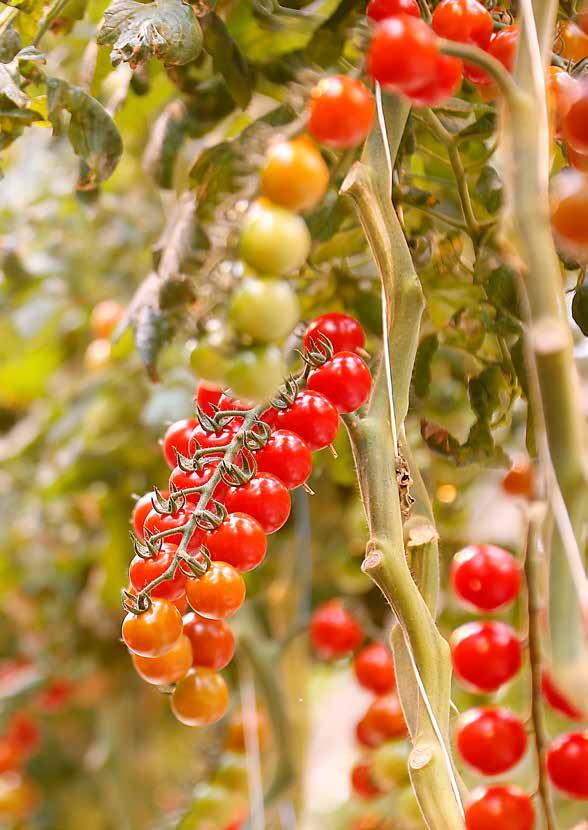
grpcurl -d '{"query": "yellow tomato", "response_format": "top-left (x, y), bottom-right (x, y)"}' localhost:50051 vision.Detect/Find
top-left (260, 136), bottom-right (329, 212)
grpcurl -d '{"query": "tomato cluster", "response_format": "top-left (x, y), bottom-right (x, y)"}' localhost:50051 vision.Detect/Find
top-left (123, 315), bottom-right (372, 728)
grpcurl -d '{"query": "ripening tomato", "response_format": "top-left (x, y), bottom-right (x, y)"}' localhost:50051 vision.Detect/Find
top-left (195, 380), bottom-right (223, 416)
top-left (307, 352), bottom-right (372, 413)
top-left (456, 708), bottom-right (527, 775)
top-left (360, 695), bottom-right (407, 744)
top-left (185, 562), bottom-right (246, 619)
top-left (183, 612), bottom-right (235, 671)
top-left (273, 391), bottom-right (339, 451)
top-left (547, 67), bottom-right (579, 139)
top-left (563, 82), bottom-right (588, 154)
top-left (367, 0), bottom-right (420, 21)
top-left (225, 474), bottom-right (291, 534)
top-left (368, 16), bottom-right (440, 95)
top-left (546, 732), bottom-right (588, 798)
top-left (502, 459), bottom-right (534, 498)
top-left (550, 168), bottom-right (588, 261)
top-left (310, 599), bottom-right (364, 659)
top-left (35, 678), bottom-right (73, 713)
top-left (162, 419), bottom-right (198, 468)
top-left (451, 621), bottom-right (522, 692)
top-left (0, 772), bottom-right (38, 822)
top-left (122, 598), bottom-right (183, 657)
top-left (450, 544), bottom-right (522, 611)
top-left (226, 708), bottom-right (269, 752)
top-left (354, 643), bottom-right (396, 695)
top-left (229, 277), bottom-right (300, 343)
top-left (409, 54), bottom-right (463, 106)
top-left (351, 761), bottom-right (382, 799)
top-left (190, 337), bottom-right (230, 383)
top-left (171, 667), bottom-right (229, 727)
top-left (541, 671), bottom-right (586, 720)
top-left (308, 76), bottom-right (375, 149)
top-left (253, 430), bottom-right (312, 490)
top-left (560, 20), bottom-right (588, 62)
top-left (90, 300), bottom-right (124, 339)
top-left (432, 0), bottom-right (493, 47)
top-left (6, 714), bottom-right (39, 761)
top-left (129, 545), bottom-right (186, 602)
top-left (239, 199), bottom-right (311, 276)
top-left (84, 338), bottom-right (111, 372)
top-left (225, 346), bottom-right (287, 404)
top-left (0, 742), bottom-right (19, 775)
top-left (465, 786), bottom-right (534, 830)
top-left (304, 313), bottom-right (366, 356)
top-left (205, 513), bottom-right (267, 572)
top-left (132, 634), bottom-right (193, 685)
top-left (260, 137), bottom-right (329, 212)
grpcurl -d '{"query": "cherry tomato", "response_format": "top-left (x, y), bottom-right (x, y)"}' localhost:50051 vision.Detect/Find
top-left (456, 707), bottom-right (527, 775)
top-left (359, 695), bottom-right (407, 744)
top-left (550, 168), bottom-right (588, 261)
top-left (451, 621), bottom-right (522, 692)
top-left (367, 0), bottom-right (419, 20)
top-left (253, 429), bottom-right (312, 490)
top-left (474, 26), bottom-right (519, 86)
top-left (171, 667), bottom-right (229, 727)
top-left (169, 462), bottom-right (227, 505)
top-left (84, 338), bottom-right (111, 372)
top-left (304, 313), bottom-right (366, 356)
top-left (162, 419), bottom-right (198, 468)
top-left (431, 0), bottom-right (493, 50)
top-left (226, 346), bottom-right (287, 403)
top-left (568, 144), bottom-right (588, 174)
top-left (90, 300), bottom-right (124, 338)
top-left (190, 337), bottom-right (229, 383)
top-left (465, 786), bottom-right (534, 830)
top-left (563, 82), bottom-right (588, 154)
top-left (122, 598), bottom-right (183, 657)
top-left (541, 671), bottom-right (586, 720)
top-left (560, 20), bottom-right (588, 62)
top-left (129, 544), bottom-right (186, 602)
top-left (307, 352), bottom-right (372, 413)
top-left (239, 199), bottom-right (311, 276)
top-left (205, 513), bottom-right (267, 572)
top-left (230, 277), bottom-right (300, 343)
top-left (132, 492), bottom-right (157, 539)
top-left (450, 544), bottom-right (522, 611)
top-left (0, 742), bottom-right (19, 775)
top-left (273, 391), bottom-right (339, 451)
top-left (368, 16), bottom-right (440, 95)
top-left (410, 54), bottom-right (463, 106)
top-left (35, 678), bottom-right (73, 713)
top-left (183, 612), bottom-right (235, 671)
top-left (226, 708), bottom-right (269, 752)
top-left (225, 474), bottom-right (291, 534)
top-left (546, 731), bottom-right (588, 798)
top-left (310, 599), bottom-right (364, 659)
top-left (354, 643), bottom-right (396, 695)
top-left (547, 66), bottom-right (579, 139)
top-left (189, 423), bottom-right (234, 454)
top-left (132, 633), bottom-right (193, 685)
top-left (351, 761), bottom-right (382, 799)
top-left (260, 137), bottom-right (329, 212)
top-left (308, 76), bottom-right (375, 149)
top-left (143, 506), bottom-right (199, 551)
top-left (195, 380), bottom-right (223, 416)
top-left (185, 562), bottom-right (246, 619)
top-left (173, 593), bottom-right (189, 614)
top-left (502, 459), bottom-right (534, 498)
top-left (6, 714), bottom-right (39, 761)
top-left (0, 772), bottom-right (38, 822)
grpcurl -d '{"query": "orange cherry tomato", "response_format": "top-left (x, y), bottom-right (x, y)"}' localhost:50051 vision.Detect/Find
top-left (559, 20), bottom-right (588, 62)
top-left (359, 695), bottom-right (407, 746)
top-left (226, 708), bottom-right (269, 752)
top-left (171, 667), bottom-right (229, 726)
top-left (90, 300), bottom-right (124, 339)
top-left (502, 459), bottom-right (534, 498)
top-left (185, 563), bottom-right (246, 620)
top-left (122, 598), bottom-right (183, 657)
top-left (547, 66), bottom-right (579, 139)
top-left (260, 137), bottom-right (329, 213)
top-left (183, 612), bottom-right (235, 671)
top-left (550, 168), bottom-right (588, 261)
top-left (567, 144), bottom-right (588, 173)
top-left (132, 633), bottom-right (193, 685)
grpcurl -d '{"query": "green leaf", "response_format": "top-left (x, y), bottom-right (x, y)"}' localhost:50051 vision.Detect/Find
top-left (97, 0), bottom-right (203, 67)
top-left (468, 365), bottom-right (505, 421)
top-left (413, 333), bottom-right (438, 399)
top-left (143, 99), bottom-right (188, 189)
top-left (0, 27), bottom-right (22, 63)
top-left (201, 12), bottom-right (252, 109)
top-left (46, 77), bottom-right (123, 186)
top-left (475, 165), bottom-right (502, 215)
top-left (421, 417), bottom-right (510, 467)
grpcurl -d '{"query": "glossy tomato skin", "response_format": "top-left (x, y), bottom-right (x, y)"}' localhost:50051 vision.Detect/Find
top-left (354, 643), bottom-right (396, 695)
top-left (351, 762), bottom-right (382, 799)
top-left (550, 168), bottom-right (588, 261)
top-left (122, 598), bottom-right (183, 658)
top-left (432, 0), bottom-right (492, 46)
top-left (229, 277), bottom-right (300, 343)
top-left (304, 313), bottom-right (366, 355)
top-left (189, 423), bottom-right (235, 452)
top-left (450, 544), bottom-right (522, 611)
top-left (548, 67), bottom-right (579, 139)
top-left (541, 671), bottom-right (586, 720)
top-left (195, 380), bottom-right (223, 415)
top-left (308, 76), bottom-right (375, 149)
top-left (546, 732), bottom-right (588, 798)
top-left (456, 707), bottom-right (527, 775)
top-left (360, 695), bottom-right (407, 744)
top-left (132, 492), bottom-right (157, 538)
top-left (451, 621), bottom-right (522, 692)
top-left (260, 137), bottom-right (329, 213)
top-left (367, 0), bottom-right (420, 20)
top-left (567, 144), bottom-right (588, 174)
top-left (163, 419), bottom-right (198, 468)
top-left (132, 634), bottom-right (193, 685)
top-left (129, 545), bottom-right (186, 601)
top-left (409, 54), bottom-right (463, 106)
top-left (563, 82), bottom-right (588, 154)
top-left (274, 391), bottom-right (339, 451)
top-left (225, 474), bottom-right (291, 534)
top-left (205, 513), bottom-right (267, 572)
top-left (307, 352), bottom-right (372, 413)
top-left (239, 199), bottom-right (311, 276)
top-left (143, 506), bottom-right (199, 551)
top-left (185, 562), bottom-right (246, 620)
top-left (368, 15), bottom-right (439, 95)
top-left (465, 786), bottom-right (534, 830)
top-left (171, 667), bottom-right (229, 727)
top-left (183, 612), bottom-right (235, 671)
top-left (474, 25), bottom-right (519, 86)
top-left (310, 599), bottom-right (364, 659)
top-left (169, 462), bottom-right (227, 505)
top-left (253, 430), bottom-right (312, 490)
top-left (502, 460), bottom-right (534, 498)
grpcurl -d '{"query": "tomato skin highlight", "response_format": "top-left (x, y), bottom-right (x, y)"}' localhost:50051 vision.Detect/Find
top-left (129, 545), bottom-right (187, 602)
top-left (168, 462), bottom-right (227, 505)
top-left (273, 391), bottom-right (339, 451)
top-left (550, 168), bottom-right (588, 261)
top-left (308, 76), bottom-right (375, 149)
top-left (474, 25), bottom-right (519, 86)
top-left (367, 0), bottom-right (420, 21)
top-left (171, 667), bottom-right (229, 727)
top-left (456, 707), bottom-right (527, 775)
top-left (122, 598), bottom-right (183, 658)
top-left (360, 695), bottom-right (407, 743)
top-left (260, 137), bottom-right (329, 213)
top-left (546, 732), bottom-right (588, 799)
top-left (225, 474), bottom-right (291, 534)
top-left (195, 380), bottom-right (223, 415)
top-left (304, 313), bottom-right (366, 355)
top-left (563, 83), bottom-right (588, 154)
top-left (205, 513), bottom-right (268, 572)
top-left (253, 430), bottom-right (312, 490)
top-left (131, 492), bottom-right (157, 539)
top-left (409, 54), bottom-right (463, 106)
top-left (432, 0), bottom-right (493, 48)
top-left (450, 621), bottom-right (522, 692)
top-left (185, 562), bottom-right (246, 620)
top-left (450, 544), bottom-right (522, 611)
top-left (183, 612), bottom-right (235, 671)
top-left (354, 643), bottom-right (396, 695)
top-left (162, 419), bottom-right (198, 468)
top-left (368, 15), bottom-right (440, 95)
top-left (307, 352), bottom-right (372, 413)
top-left (132, 634), bottom-right (193, 685)
top-left (465, 786), bottom-right (534, 830)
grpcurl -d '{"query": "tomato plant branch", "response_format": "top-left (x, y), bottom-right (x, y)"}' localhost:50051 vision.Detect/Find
top-left (438, 39), bottom-right (526, 108)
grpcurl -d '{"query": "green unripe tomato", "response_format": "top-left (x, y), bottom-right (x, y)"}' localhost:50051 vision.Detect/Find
top-left (190, 337), bottom-right (229, 382)
top-left (183, 784), bottom-right (233, 825)
top-left (572, 283), bottom-right (588, 336)
top-left (225, 345), bottom-right (286, 402)
top-left (239, 199), bottom-right (311, 275)
top-left (396, 786), bottom-right (423, 827)
top-left (230, 277), bottom-right (300, 343)
top-left (210, 753), bottom-right (249, 793)
top-left (372, 741), bottom-right (410, 791)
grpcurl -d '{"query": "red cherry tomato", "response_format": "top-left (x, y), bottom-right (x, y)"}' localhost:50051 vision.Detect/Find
top-left (451, 621), bottom-right (522, 692)
top-left (273, 391), bottom-right (339, 451)
top-left (122, 598), bottom-right (183, 657)
top-left (169, 462), bottom-right (227, 505)
top-left (225, 474), bottom-right (291, 534)
top-left (567, 144), bottom-right (588, 174)
top-left (541, 671), bottom-right (586, 720)
top-left (205, 513), bottom-right (267, 572)
top-left (171, 667), bottom-right (229, 727)
top-left (0, 741), bottom-right (20, 774)
top-left (431, 0), bottom-right (493, 49)
top-left (351, 761), bottom-right (382, 799)
top-left (253, 430), bottom-right (312, 490)
top-left (304, 313), bottom-right (366, 356)
top-left (307, 352), bottom-right (372, 413)
top-left (129, 544), bottom-right (186, 601)
top-left (185, 562), bottom-right (246, 620)
top-left (35, 678), bottom-right (74, 713)
top-left (563, 81), bottom-right (588, 154)
top-left (368, 15), bottom-right (440, 95)
top-left (183, 612), bottom-right (235, 671)
top-left (195, 381), bottom-right (223, 416)
top-left (407, 53), bottom-right (463, 107)
top-left (359, 695), bottom-right (407, 744)
top-left (132, 633), bottom-right (193, 685)
top-left (456, 707), bottom-right (527, 775)
top-left (132, 492), bottom-right (157, 539)
top-left (310, 599), bottom-right (364, 659)
top-left (354, 643), bottom-right (396, 695)
top-left (189, 423), bottom-right (235, 453)
top-left (367, 0), bottom-right (420, 20)
top-left (143, 506), bottom-right (199, 550)
top-left (6, 714), bottom-right (40, 761)
top-left (162, 419), bottom-right (198, 468)
top-left (474, 25), bottom-right (519, 86)
top-left (450, 544), bottom-right (522, 611)
top-left (465, 786), bottom-right (534, 830)
top-left (546, 732), bottom-right (588, 799)
top-left (501, 459), bottom-right (534, 498)
top-left (308, 76), bottom-right (375, 149)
